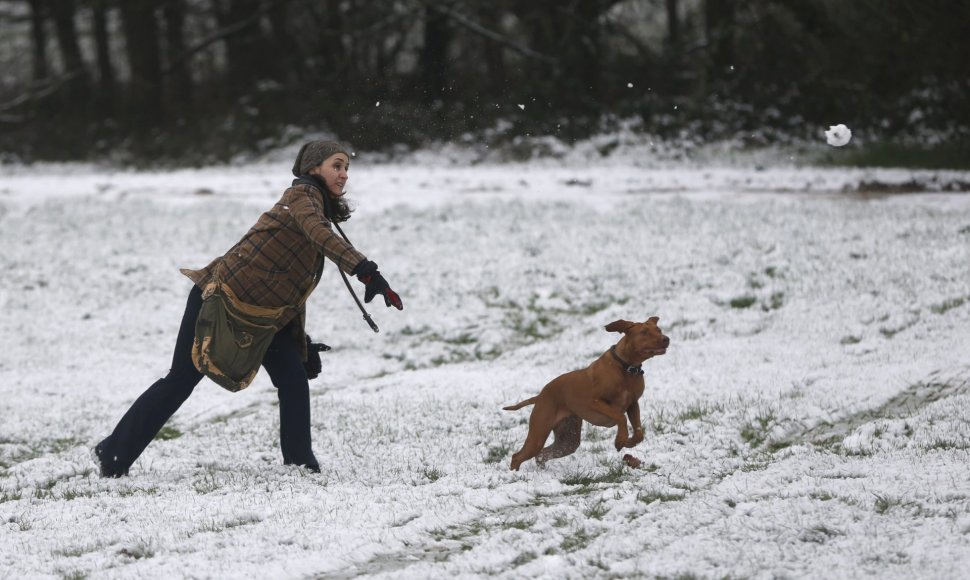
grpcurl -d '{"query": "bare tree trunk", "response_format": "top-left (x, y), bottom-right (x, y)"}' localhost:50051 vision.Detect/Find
top-left (48, 0), bottom-right (90, 102)
top-left (214, 0), bottom-right (272, 89)
top-left (162, 0), bottom-right (193, 111)
top-left (704, 0), bottom-right (735, 80)
top-left (666, 0), bottom-right (681, 51)
top-left (420, 5), bottom-right (450, 102)
top-left (479, 1), bottom-right (506, 97)
top-left (118, 0), bottom-right (164, 128)
top-left (91, 0), bottom-right (117, 113)
top-left (575, 0), bottom-right (604, 105)
top-left (27, 0), bottom-right (49, 83)
top-left (266, 1), bottom-right (302, 85)
top-left (663, 0), bottom-right (688, 94)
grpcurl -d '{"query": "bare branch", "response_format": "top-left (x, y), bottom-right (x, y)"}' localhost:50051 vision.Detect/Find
top-left (416, 0), bottom-right (559, 66)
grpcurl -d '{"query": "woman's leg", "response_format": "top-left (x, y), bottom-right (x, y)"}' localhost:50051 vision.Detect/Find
top-left (262, 331), bottom-right (319, 471)
top-left (96, 286), bottom-right (205, 477)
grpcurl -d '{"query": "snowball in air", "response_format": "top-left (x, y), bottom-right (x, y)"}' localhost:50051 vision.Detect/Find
top-left (518, 104), bottom-right (525, 110)
top-left (825, 124), bottom-right (852, 147)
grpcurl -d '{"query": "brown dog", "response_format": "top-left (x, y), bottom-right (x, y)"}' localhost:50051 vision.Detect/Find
top-left (503, 316), bottom-right (669, 471)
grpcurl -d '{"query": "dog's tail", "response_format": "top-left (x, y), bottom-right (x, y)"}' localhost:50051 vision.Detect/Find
top-left (502, 396), bottom-right (538, 411)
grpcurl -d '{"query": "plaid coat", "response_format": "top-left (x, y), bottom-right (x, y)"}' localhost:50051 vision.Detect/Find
top-left (181, 180), bottom-right (367, 358)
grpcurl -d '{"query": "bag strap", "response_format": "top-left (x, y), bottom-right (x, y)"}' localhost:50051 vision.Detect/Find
top-left (331, 221), bottom-right (380, 333)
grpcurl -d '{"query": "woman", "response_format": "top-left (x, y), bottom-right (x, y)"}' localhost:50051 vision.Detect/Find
top-left (94, 140), bottom-right (402, 476)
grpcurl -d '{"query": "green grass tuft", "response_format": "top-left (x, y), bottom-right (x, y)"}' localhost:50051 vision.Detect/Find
top-left (730, 295), bottom-right (757, 309)
top-left (155, 426), bottom-right (182, 440)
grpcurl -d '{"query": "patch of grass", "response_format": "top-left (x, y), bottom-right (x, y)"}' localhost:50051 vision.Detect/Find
top-left (740, 460), bottom-right (770, 472)
top-left (764, 291), bottom-right (785, 311)
top-left (799, 524), bottom-right (845, 544)
top-left (840, 335), bottom-right (862, 345)
top-left (483, 443), bottom-right (512, 464)
top-left (561, 463), bottom-right (627, 487)
top-left (729, 295), bottom-right (757, 309)
top-left (59, 486), bottom-right (98, 501)
top-left (154, 426), bottom-right (182, 440)
top-left (117, 484), bottom-right (160, 497)
top-left (740, 409), bottom-right (776, 448)
top-left (54, 540), bottom-right (107, 559)
top-left (925, 438), bottom-right (970, 451)
top-left (49, 437), bottom-right (83, 453)
top-left (767, 439), bottom-right (793, 452)
top-left (560, 527), bottom-right (596, 553)
top-left (930, 296), bottom-right (968, 315)
top-left (503, 518), bottom-right (535, 531)
top-left (511, 551), bottom-right (537, 567)
top-left (192, 473), bottom-right (221, 495)
top-left (873, 493), bottom-right (919, 515)
top-left (651, 409), bottom-right (672, 434)
top-left (119, 539), bottom-right (156, 560)
top-left (422, 467), bottom-right (444, 482)
top-left (637, 489), bottom-right (685, 504)
top-left (879, 318), bottom-right (917, 339)
top-left (740, 424), bottom-right (767, 448)
top-left (677, 402), bottom-right (722, 422)
top-left (197, 514), bottom-right (260, 534)
top-left (584, 499), bottom-right (609, 520)
top-left (56, 569), bottom-right (88, 580)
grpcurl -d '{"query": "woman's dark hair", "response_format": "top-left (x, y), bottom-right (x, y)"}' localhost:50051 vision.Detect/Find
top-left (326, 193), bottom-right (354, 223)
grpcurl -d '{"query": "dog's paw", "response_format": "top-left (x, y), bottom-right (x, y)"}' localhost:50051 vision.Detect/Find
top-left (622, 454), bottom-right (642, 468)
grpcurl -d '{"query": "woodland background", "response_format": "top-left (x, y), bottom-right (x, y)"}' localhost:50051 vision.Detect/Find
top-left (0, 0), bottom-right (968, 166)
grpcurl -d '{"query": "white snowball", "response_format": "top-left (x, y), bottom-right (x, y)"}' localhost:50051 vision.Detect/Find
top-left (825, 124), bottom-right (852, 147)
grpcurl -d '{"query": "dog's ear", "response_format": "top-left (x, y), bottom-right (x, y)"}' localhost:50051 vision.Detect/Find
top-left (647, 316), bottom-right (660, 325)
top-left (605, 320), bottom-right (635, 333)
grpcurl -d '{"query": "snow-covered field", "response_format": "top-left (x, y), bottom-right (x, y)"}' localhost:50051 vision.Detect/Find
top-left (2, 157), bottom-right (970, 579)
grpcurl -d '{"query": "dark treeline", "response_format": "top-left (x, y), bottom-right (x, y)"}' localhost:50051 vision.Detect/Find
top-left (0, 0), bottom-right (968, 164)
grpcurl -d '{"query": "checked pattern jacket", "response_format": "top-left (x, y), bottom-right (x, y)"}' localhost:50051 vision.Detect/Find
top-left (181, 181), bottom-right (367, 356)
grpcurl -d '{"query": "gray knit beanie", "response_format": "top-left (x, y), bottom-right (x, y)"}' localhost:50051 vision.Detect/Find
top-left (291, 140), bottom-right (350, 176)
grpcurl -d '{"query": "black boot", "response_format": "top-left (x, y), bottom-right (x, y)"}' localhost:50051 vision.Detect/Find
top-left (92, 440), bottom-right (129, 478)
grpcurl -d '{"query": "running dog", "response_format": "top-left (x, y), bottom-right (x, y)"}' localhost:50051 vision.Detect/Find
top-left (503, 316), bottom-right (669, 470)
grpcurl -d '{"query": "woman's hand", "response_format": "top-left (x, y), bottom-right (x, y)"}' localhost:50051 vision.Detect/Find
top-left (353, 260), bottom-right (404, 310)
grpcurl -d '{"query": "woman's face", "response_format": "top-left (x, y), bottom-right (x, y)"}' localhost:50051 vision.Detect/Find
top-left (309, 153), bottom-right (350, 197)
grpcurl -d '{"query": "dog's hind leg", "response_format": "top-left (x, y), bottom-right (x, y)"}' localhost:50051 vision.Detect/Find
top-left (536, 415), bottom-right (582, 466)
top-left (509, 401), bottom-right (558, 471)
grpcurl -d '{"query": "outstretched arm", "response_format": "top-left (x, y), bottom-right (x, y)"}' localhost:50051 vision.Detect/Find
top-left (288, 185), bottom-right (366, 274)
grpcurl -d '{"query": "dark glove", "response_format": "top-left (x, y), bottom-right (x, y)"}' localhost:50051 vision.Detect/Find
top-left (303, 335), bottom-right (330, 380)
top-left (352, 260), bottom-right (404, 310)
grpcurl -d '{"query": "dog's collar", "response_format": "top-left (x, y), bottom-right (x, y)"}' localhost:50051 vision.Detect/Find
top-left (610, 346), bottom-right (644, 375)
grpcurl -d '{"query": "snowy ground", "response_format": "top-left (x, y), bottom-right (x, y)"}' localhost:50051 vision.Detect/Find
top-left (1, 157), bottom-right (970, 579)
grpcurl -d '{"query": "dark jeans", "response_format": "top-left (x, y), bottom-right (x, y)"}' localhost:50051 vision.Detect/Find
top-left (97, 285), bottom-right (317, 476)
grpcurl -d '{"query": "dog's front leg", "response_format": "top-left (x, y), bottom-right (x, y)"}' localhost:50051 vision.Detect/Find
top-left (625, 401), bottom-right (644, 448)
top-left (589, 400), bottom-right (631, 451)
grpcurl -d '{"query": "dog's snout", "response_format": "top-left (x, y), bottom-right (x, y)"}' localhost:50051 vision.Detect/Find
top-left (661, 336), bottom-right (670, 348)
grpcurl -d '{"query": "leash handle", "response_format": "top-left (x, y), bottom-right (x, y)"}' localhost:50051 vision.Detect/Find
top-left (333, 221), bottom-right (380, 333)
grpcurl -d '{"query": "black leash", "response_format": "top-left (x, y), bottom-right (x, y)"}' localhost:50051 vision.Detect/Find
top-left (332, 221), bottom-right (380, 333)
